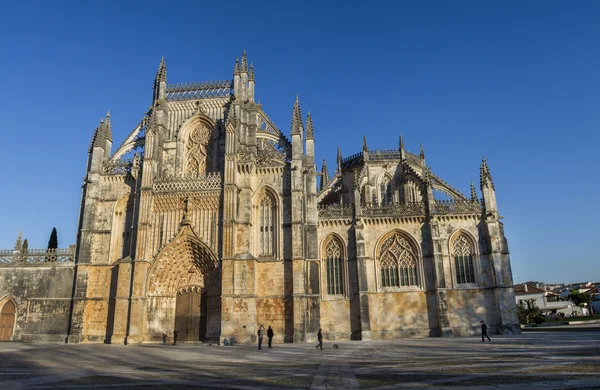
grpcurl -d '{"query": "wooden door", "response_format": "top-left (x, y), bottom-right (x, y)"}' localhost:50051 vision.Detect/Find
top-left (0, 301), bottom-right (16, 341)
top-left (174, 291), bottom-right (201, 341)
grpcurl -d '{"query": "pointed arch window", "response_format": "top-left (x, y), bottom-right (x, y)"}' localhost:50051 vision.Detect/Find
top-left (259, 192), bottom-right (276, 256)
top-left (379, 232), bottom-right (418, 287)
top-left (453, 234), bottom-right (475, 284)
top-left (324, 236), bottom-right (345, 295)
top-left (380, 177), bottom-right (392, 205)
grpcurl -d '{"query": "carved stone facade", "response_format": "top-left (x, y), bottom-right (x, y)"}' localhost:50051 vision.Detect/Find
top-left (0, 52), bottom-right (520, 343)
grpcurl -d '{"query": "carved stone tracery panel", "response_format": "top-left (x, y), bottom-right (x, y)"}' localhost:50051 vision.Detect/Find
top-left (185, 124), bottom-right (213, 175)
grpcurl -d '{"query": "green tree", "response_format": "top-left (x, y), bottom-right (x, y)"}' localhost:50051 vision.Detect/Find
top-left (47, 227), bottom-right (58, 250)
top-left (516, 298), bottom-right (540, 324)
top-left (22, 239), bottom-right (28, 254)
top-left (569, 290), bottom-right (596, 317)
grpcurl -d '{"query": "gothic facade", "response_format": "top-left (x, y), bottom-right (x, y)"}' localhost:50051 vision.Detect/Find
top-left (0, 52), bottom-right (519, 343)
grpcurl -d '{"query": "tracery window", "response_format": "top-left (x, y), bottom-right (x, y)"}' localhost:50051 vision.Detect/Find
top-left (379, 232), bottom-right (418, 287)
top-left (453, 234), bottom-right (475, 284)
top-left (380, 177), bottom-right (392, 205)
top-left (185, 124), bottom-right (212, 175)
top-left (324, 236), bottom-right (345, 295)
top-left (259, 192), bottom-right (276, 256)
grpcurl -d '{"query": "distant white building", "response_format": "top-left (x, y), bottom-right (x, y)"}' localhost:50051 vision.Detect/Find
top-left (514, 284), bottom-right (581, 316)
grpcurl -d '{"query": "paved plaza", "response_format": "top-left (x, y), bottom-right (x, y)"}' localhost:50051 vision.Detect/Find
top-left (1, 332), bottom-right (599, 389)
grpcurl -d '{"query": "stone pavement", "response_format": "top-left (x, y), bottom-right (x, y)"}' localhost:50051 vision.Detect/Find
top-left (0, 332), bottom-right (599, 389)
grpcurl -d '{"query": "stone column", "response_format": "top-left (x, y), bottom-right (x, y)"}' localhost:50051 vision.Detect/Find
top-left (354, 219), bottom-right (372, 340)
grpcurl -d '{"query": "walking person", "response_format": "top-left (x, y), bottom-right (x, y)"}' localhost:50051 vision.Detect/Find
top-left (257, 325), bottom-right (265, 350)
top-left (267, 326), bottom-right (274, 348)
top-left (172, 330), bottom-right (179, 346)
top-left (316, 328), bottom-right (323, 350)
top-left (480, 321), bottom-right (491, 342)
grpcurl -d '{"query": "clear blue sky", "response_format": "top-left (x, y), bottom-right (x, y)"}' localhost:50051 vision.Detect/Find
top-left (0, 1), bottom-right (598, 284)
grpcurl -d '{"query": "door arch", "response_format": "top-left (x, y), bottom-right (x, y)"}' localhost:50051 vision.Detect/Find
top-left (0, 298), bottom-right (16, 341)
top-left (145, 222), bottom-right (221, 342)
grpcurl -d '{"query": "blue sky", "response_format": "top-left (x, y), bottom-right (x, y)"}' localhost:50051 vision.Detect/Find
top-left (0, 1), bottom-right (598, 284)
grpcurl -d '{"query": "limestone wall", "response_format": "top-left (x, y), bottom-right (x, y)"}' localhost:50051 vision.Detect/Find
top-left (0, 264), bottom-right (74, 342)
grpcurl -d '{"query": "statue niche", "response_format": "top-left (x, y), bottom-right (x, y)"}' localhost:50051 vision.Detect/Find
top-left (185, 124), bottom-right (213, 176)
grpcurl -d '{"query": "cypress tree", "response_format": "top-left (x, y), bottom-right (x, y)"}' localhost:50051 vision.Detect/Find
top-left (47, 227), bottom-right (58, 250)
top-left (22, 239), bottom-right (28, 254)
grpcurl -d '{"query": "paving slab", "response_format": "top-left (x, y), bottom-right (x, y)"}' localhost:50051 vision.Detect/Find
top-left (0, 332), bottom-right (599, 389)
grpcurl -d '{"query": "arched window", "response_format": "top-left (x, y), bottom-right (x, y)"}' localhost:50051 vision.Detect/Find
top-left (379, 232), bottom-right (418, 287)
top-left (453, 234), bottom-right (475, 284)
top-left (259, 192), bottom-right (276, 256)
top-left (323, 236), bottom-right (344, 295)
top-left (380, 177), bottom-right (392, 205)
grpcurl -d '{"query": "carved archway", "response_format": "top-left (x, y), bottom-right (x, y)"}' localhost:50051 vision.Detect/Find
top-left (145, 222), bottom-right (221, 342)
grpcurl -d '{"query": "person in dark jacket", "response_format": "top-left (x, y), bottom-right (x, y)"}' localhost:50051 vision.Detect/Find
top-left (316, 328), bottom-right (323, 350)
top-left (480, 321), bottom-right (491, 342)
top-left (267, 326), bottom-right (274, 348)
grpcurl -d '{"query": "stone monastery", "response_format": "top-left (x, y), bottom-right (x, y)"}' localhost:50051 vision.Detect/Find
top-left (0, 52), bottom-right (519, 344)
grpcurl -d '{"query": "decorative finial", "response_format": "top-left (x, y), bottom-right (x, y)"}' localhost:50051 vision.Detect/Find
top-left (320, 158), bottom-right (330, 191)
top-left (291, 95), bottom-right (303, 135)
top-left (106, 110), bottom-right (111, 118)
top-left (156, 56), bottom-right (167, 83)
top-left (249, 63), bottom-right (255, 81)
top-left (480, 157), bottom-right (495, 190)
top-left (234, 57), bottom-right (240, 75)
top-left (241, 49), bottom-right (248, 72)
top-left (424, 166), bottom-right (432, 186)
top-left (337, 146), bottom-right (342, 162)
top-left (306, 110), bottom-right (314, 140)
top-left (470, 181), bottom-right (477, 202)
top-left (420, 144), bottom-right (425, 160)
top-left (399, 134), bottom-right (404, 151)
top-left (363, 135), bottom-right (368, 152)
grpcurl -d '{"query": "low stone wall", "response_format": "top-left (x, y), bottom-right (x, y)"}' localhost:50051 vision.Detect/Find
top-left (0, 263), bottom-right (74, 342)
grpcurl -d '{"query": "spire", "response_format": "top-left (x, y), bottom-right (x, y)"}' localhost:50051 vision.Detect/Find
top-left (234, 57), bottom-right (240, 75)
top-left (291, 95), bottom-right (303, 135)
top-left (320, 158), bottom-right (330, 191)
top-left (470, 181), bottom-right (477, 202)
top-left (90, 112), bottom-right (112, 151)
top-left (363, 135), bottom-right (368, 152)
top-left (155, 56), bottom-right (166, 83)
top-left (306, 111), bottom-right (314, 140)
top-left (153, 57), bottom-right (167, 103)
top-left (480, 157), bottom-right (495, 190)
top-left (241, 49), bottom-right (248, 72)
top-left (420, 144), bottom-right (425, 160)
top-left (399, 134), bottom-right (404, 151)
top-left (14, 230), bottom-right (23, 253)
top-left (337, 146), bottom-right (342, 174)
top-left (249, 63), bottom-right (255, 81)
